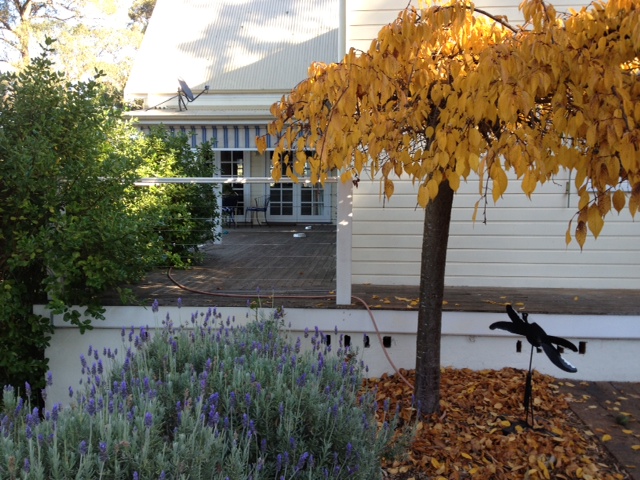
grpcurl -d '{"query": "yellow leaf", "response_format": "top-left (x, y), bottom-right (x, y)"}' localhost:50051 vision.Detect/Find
top-left (425, 179), bottom-right (438, 200)
top-left (384, 178), bottom-right (395, 199)
top-left (461, 452), bottom-right (473, 460)
top-left (612, 189), bottom-right (626, 213)
top-left (418, 183), bottom-right (429, 207)
top-left (491, 165), bottom-right (508, 203)
top-left (602, 433), bottom-right (612, 442)
top-left (447, 171), bottom-right (461, 191)
top-left (587, 204), bottom-right (604, 238)
top-left (521, 170), bottom-right (537, 196)
top-left (632, 445), bottom-right (640, 450)
top-left (472, 199), bottom-right (480, 223)
top-left (256, 136), bottom-right (267, 153)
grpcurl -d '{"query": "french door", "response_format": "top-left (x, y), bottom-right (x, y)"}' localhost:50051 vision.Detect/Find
top-left (268, 152), bottom-right (331, 223)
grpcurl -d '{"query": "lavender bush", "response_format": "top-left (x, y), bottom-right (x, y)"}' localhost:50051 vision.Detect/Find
top-left (0, 306), bottom-right (403, 479)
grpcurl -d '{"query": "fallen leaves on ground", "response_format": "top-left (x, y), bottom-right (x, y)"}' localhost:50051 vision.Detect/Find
top-left (363, 367), bottom-right (631, 479)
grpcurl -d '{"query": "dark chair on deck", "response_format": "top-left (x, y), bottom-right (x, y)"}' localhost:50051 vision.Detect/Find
top-left (245, 195), bottom-right (270, 226)
top-left (221, 194), bottom-right (238, 228)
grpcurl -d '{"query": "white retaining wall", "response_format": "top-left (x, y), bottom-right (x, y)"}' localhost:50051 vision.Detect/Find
top-left (37, 305), bottom-right (640, 409)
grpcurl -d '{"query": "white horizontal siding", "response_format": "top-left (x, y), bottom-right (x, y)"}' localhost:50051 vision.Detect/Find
top-left (346, 0), bottom-right (593, 51)
top-left (352, 172), bottom-right (640, 288)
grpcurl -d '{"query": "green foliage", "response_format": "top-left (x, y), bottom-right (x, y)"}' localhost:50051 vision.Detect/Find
top-left (0, 46), bottom-right (218, 399)
top-left (0, 309), bottom-right (404, 479)
top-left (131, 126), bottom-right (219, 267)
top-left (0, 45), bottom-right (142, 394)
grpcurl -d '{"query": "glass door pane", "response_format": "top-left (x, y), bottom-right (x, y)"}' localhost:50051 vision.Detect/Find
top-left (300, 184), bottom-right (325, 216)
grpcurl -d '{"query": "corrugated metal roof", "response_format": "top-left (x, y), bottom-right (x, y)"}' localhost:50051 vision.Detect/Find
top-left (125, 0), bottom-right (339, 97)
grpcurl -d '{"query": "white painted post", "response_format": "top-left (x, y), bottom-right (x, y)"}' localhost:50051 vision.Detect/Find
top-left (336, 179), bottom-right (352, 305)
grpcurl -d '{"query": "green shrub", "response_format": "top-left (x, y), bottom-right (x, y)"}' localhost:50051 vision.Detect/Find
top-left (0, 46), bottom-right (220, 395)
top-left (131, 127), bottom-right (220, 267)
top-left (0, 307), bottom-right (403, 479)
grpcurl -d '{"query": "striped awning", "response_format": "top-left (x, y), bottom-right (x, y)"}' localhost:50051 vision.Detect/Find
top-left (140, 125), bottom-right (276, 150)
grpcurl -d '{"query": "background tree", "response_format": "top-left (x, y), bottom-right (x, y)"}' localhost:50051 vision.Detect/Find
top-left (1, 0), bottom-right (145, 95)
top-left (260, 0), bottom-right (640, 414)
top-left (0, 0), bottom-right (84, 66)
top-left (128, 0), bottom-right (155, 33)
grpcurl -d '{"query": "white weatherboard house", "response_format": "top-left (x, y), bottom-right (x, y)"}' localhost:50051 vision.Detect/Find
top-left (42, 0), bottom-right (640, 406)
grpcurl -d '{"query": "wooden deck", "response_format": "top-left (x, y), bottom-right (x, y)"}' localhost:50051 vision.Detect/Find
top-left (105, 224), bottom-right (640, 316)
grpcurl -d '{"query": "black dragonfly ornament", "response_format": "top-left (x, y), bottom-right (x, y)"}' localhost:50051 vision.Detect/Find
top-left (490, 304), bottom-right (578, 428)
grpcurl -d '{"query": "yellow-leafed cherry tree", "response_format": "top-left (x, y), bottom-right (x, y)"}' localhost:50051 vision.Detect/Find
top-left (258, 0), bottom-right (640, 414)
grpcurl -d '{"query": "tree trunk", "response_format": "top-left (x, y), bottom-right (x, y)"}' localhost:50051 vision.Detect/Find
top-left (414, 180), bottom-right (454, 415)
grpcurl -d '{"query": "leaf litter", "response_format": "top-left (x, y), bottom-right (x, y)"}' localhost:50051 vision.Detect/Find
top-left (363, 367), bottom-right (632, 479)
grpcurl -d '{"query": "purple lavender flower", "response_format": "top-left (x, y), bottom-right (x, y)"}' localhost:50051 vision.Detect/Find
top-left (25, 425), bottom-right (32, 440)
top-left (23, 458), bottom-right (30, 473)
top-left (25, 413), bottom-right (35, 429)
top-left (46, 371), bottom-right (53, 386)
top-left (158, 471), bottom-right (166, 479)
top-left (297, 452), bottom-right (310, 470)
top-left (86, 398), bottom-right (96, 416)
top-left (79, 440), bottom-right (88, 456)
top-left (177, 297), bottom-right (182, 308)
top-left (152, 299), bottom-right (159, 313)
top-left (51, 403), bottom-right (60, 422)
top-left (99, 441), bottom-right (108, 462)
top-left (68, 386), bottom-right (74, 398)
top-left (133, 472), bottom-right (139, 480)
top-left (144, 412), bottom-right (153, 428)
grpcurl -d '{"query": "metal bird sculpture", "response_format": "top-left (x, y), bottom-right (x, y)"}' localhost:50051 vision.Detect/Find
top-left (490, 305), bottom-right (578, 373)
top-left (490, 305), bottom-right (578, 429)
